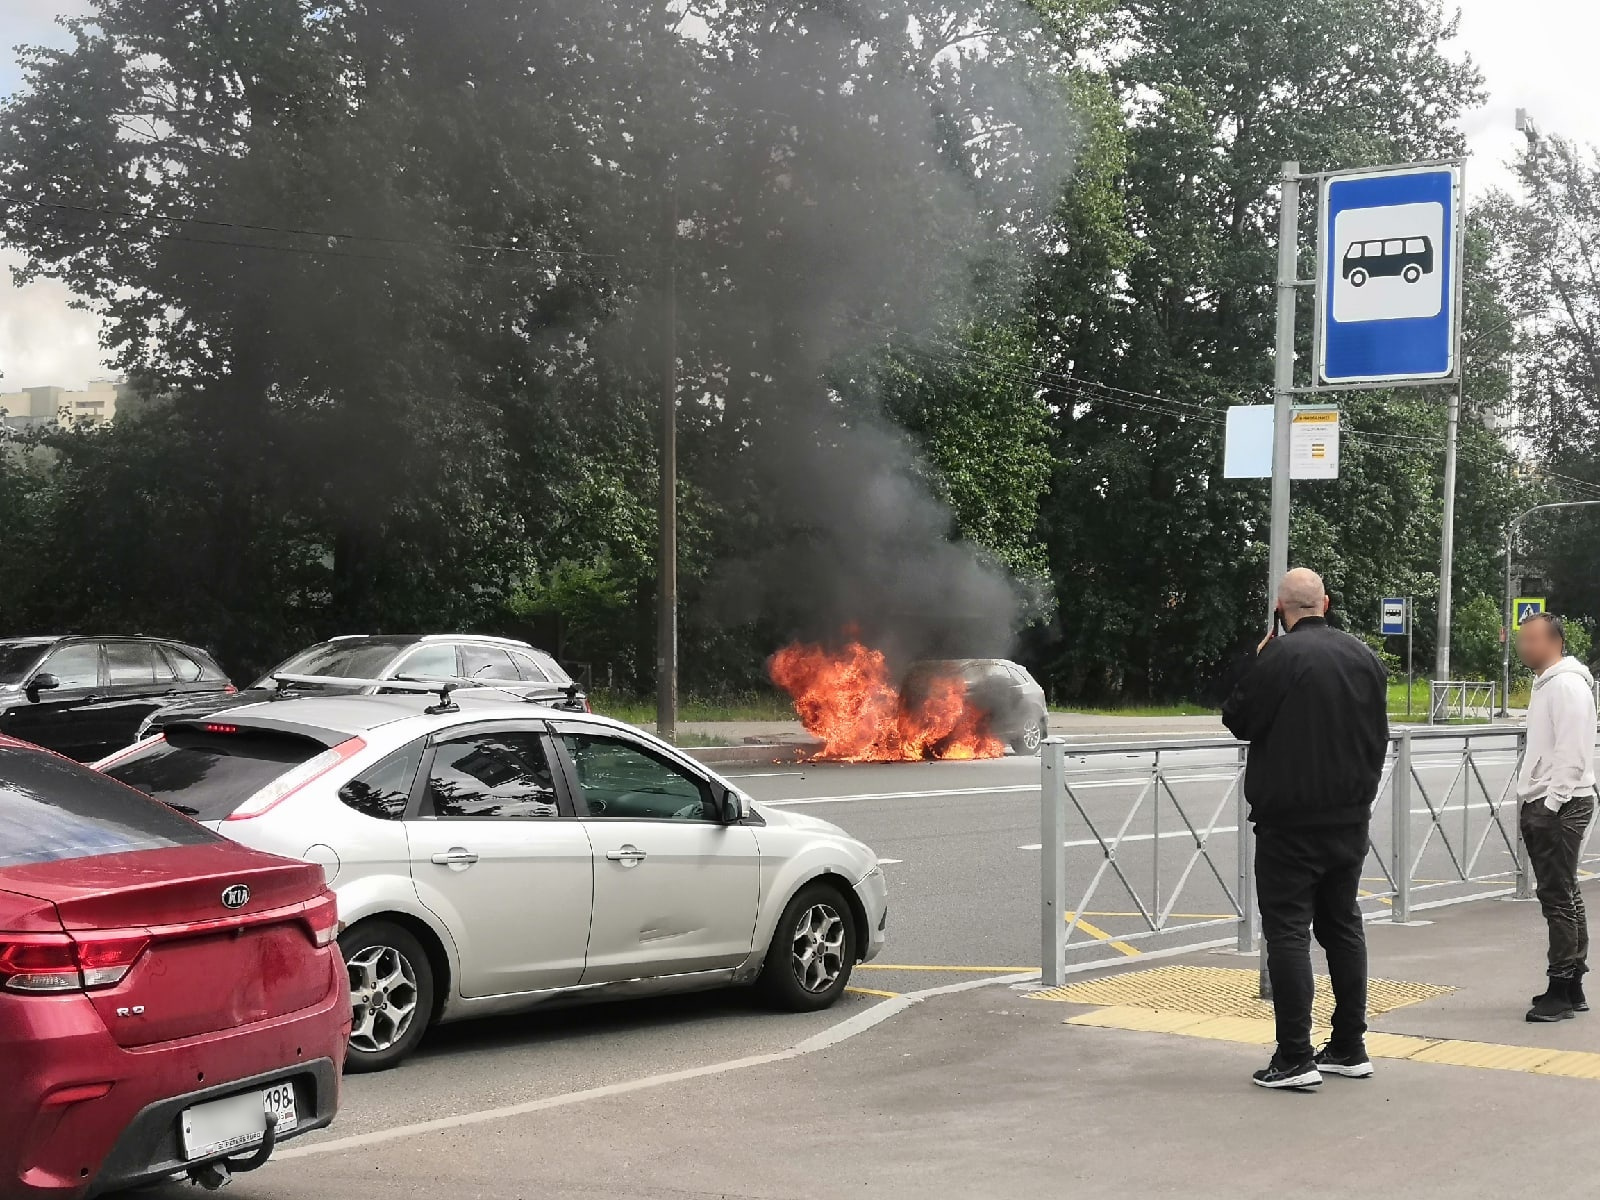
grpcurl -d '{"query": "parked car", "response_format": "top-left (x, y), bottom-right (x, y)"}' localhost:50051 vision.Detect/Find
top-left (136, 633), bottom-right (585, 739)
top-left (902, 658), bottom-right (1049, 754)
top-left (0, 635), bottom-right (234, 762)
top-left (96, 691), bottom-right (888, 1072)
top-left (0, 736), bottom-right (347, 1200)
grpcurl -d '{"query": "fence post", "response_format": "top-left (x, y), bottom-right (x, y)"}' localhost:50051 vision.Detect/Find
top-left (1041, 740), bottom-right (1066, 987)
top-left (1392, 729), bottom-right (1413, 923)
top-left (1514, 728), bottom-right (1534, 900)
top-left (1235, 744), bottom-right (1255, 955)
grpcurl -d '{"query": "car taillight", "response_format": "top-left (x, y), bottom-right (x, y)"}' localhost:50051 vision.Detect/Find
top-left (225, 737), bottom-right (366, 821)
top-left (304, 893), bottom-right (341, 947)
top-left (93, 733), bottom-right (165, 771)
top-left (224, 684), bottom-right (238, 694)
top-left (583, 698), bottom-right (592, 713)
top-left (0, 931), bottom-right (150, 993)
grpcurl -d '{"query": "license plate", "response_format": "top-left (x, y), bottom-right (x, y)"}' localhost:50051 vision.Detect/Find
top-left (179, 1082), bottom-right (299, 1161)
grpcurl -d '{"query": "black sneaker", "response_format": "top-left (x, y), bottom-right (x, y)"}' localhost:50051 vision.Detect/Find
top-left (1251, 1056), bottom-right (1322, 1090)
top-left (1526, 987), bottom-right (1576, 1023)
top-left (1315, 1043), bottom-right (1374, 1078)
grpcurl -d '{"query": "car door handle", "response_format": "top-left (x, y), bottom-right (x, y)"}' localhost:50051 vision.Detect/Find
top-left (430, 848), bottom-right (479, 868)
top-left (605, 845), bottom-right (647, 866)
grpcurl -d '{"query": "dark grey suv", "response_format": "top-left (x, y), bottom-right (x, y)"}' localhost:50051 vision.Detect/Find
top-left (0, 635), bottom-right (234, 761)
top-left (902, 658), bottom-right (1049, 755)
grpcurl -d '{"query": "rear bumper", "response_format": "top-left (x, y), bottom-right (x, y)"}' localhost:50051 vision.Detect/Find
top-left (89, 1058), bottom-right (340, 1196)
top-left (0, 981), bottom-right (347, 1200)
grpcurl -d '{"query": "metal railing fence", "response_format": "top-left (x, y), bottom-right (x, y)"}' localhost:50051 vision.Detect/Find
top-left (1040, 725), bottom-right (1544, 988)
top-left (1429, 680), bottom-right (1498, 724)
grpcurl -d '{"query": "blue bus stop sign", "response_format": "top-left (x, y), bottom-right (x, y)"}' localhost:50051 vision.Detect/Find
top-left (1380, 598), bottom-right (1407, 637)
top-left (1318, 165), bottom-right (1461, 386)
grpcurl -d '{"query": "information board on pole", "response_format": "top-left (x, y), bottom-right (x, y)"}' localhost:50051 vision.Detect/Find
top-left (1316, 163), bottom-right (1463, 387)
top-left (1290, 408), bottom-right (1340, 479)
top-left (1224, 405), bottom-right (1340, 480)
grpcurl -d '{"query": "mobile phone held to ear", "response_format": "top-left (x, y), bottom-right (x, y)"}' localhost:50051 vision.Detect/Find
top-left (1273, 608), bottom-right (1288, 637)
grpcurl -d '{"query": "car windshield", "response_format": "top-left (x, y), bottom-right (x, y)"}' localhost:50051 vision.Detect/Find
top-left (0, 744), bottom-right (216, 867)
top-left (0, 643), bottom-right (47, 686)
top-left (100, 727), bottom-right (325, 821)
top-left (253, 640), bottom-right (413, 689)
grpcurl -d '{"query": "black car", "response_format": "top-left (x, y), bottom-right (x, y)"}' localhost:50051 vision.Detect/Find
top-left (137, 633), bottom-right (587, 738)
top-left (902, 658), bottom-right (1049, 755)
top-left (0, 635), bottom-right (234, 761)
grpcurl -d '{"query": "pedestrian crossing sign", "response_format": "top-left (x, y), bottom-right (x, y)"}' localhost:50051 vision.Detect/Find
top-left (1513, 597), bottom-right (1546, 630)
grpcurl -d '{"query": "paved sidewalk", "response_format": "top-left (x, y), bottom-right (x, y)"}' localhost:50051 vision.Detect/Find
top-left (199, 888), bottom-right (1598, 1200)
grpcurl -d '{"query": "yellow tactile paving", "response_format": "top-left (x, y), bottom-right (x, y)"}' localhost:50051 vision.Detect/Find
top-left (1029, 964), bottom-right (1453, 1020)
top-left (1366, 1032), bottom-right (1441, 1060)
top-left (1532, 1051), bottom-right (1600, 1080)
top-left (1051, 967), bottom-right (1600, 1082)
top-left (1408, 1041), bottom-right (1565, 1072)
top-left (1064, 1006), bottom-right (1215, 1035)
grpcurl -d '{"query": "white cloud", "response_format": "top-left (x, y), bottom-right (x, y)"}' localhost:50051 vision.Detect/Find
top-left (0, 251), bottom-right (108, 389)
top-left (2, 0), bottom-right (1598, 389)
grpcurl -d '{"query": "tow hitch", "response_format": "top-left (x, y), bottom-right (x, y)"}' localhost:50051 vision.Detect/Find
top-left (188, 1113), bottom-right (279, 1190)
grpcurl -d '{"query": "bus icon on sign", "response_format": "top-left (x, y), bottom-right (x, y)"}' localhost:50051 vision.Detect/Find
top-left (1343, 236), bottom-right (1434, 287)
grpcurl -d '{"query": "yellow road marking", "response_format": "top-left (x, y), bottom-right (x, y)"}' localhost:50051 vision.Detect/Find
top-left (857, 964), bottom-right (1034, 973)
top-left (1358, 888), bottom-right (1395, 908)
top-left (1067, 913), bottom-right (1141, 957)
top-left (845, 986), bottom-right (900, 999)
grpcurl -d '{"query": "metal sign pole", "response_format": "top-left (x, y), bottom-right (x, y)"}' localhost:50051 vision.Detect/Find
top-left (1407, 596), bottom-right (1414, 717)
top-left (1268, 162), bottom-right (1300, 622)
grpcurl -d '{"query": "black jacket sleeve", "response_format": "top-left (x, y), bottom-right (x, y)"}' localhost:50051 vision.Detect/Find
top-left (1221, 639), bottom-right (1292, 743)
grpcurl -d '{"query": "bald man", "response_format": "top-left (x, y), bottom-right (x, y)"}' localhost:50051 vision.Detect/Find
top-left (1223, 568), bottom-right (1390, 1090)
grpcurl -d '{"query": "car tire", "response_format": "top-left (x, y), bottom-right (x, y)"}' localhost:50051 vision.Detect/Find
top-left (1012, 712), bottom-right (1046, 756)
top-left (756, 882), bottom-right (858, 1012)
top-left (340, 920), bottom-right (434, 1073)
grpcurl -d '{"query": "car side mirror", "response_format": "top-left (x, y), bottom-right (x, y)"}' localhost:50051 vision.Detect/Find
top-left (716, 784), bottom-right (743, 824)
top-left (26, 673), bottom-right (60, 702)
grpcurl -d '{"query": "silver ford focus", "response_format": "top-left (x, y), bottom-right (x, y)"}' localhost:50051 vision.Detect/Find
top-left (96, 691), bottom-right (888, 1072)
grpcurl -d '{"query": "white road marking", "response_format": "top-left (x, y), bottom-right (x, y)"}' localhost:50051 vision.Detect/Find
top-left (277, 970), bottom-right (1037, 1160)
top-left (723, 771), bottom-right (806, 779)
top-left (876, 858), bottom-right (904, 865)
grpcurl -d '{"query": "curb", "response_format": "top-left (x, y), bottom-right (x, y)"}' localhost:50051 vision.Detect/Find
top-left (682, 742), bottom-right (816, 766)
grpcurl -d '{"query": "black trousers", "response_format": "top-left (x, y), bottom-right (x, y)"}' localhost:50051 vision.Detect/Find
top-left (1255, 822), bottom-right (1370, 1063)
top-left (1520, 793), bottom-right (1594, 979)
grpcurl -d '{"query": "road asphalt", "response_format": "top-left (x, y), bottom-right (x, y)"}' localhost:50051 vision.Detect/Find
top-left (118, 740), bottom-right (1595, 1199)
top-left (157, 892), bottom-right (1599, 1200)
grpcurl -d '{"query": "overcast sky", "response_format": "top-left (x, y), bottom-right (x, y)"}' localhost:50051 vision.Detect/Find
top-left (3, 0), bottom-right (1597, 390)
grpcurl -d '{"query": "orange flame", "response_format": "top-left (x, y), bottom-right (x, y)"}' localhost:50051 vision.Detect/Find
top-left (768, 641), bottom-right (1005, 762)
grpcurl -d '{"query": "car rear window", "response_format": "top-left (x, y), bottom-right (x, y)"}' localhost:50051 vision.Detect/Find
top-left (0, 745), bottom-right (216, 867)
top-left (101, 727), bottom-right (325, 821)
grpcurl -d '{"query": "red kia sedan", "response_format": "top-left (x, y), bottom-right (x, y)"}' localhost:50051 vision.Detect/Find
top-left (0, 736), bottom-right (349, 1199)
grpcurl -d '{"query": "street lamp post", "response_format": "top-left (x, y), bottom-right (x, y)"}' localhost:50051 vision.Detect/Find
top-left (1501, 500), bottom-right (1600, 713)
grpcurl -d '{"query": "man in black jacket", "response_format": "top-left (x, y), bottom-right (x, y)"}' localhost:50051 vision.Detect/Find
top-left (1222, 567), bottom-right (1390, 1090)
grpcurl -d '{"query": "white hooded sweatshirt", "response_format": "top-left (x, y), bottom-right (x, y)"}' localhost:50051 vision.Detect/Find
top-left (1518, 655), bottom-right (1598, 810)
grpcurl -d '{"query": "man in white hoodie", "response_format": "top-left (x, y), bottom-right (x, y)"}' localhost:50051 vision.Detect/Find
top-left (1516, 612), bottom-right (1598, 1022)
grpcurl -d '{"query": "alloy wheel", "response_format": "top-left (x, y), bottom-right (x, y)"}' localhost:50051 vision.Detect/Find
top-left (789, 902), bottom-right (847, 994)
top-left (347, 944), bottom-right (420, 1054)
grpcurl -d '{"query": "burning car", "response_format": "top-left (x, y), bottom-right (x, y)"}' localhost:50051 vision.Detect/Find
top-left (901, 659), bottom-right (1048, 755)
top-left (769, 643), bottom-right (1048, 761)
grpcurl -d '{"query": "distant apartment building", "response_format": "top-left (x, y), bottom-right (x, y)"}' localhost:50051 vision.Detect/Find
top-left (0, 379), bottom-right (133, 432)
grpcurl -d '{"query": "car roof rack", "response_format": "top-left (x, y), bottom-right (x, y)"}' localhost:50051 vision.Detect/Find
top-left (268, 672), bottom-right (580, 713)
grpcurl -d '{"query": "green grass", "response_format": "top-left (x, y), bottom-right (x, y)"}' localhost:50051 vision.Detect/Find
top-left (589, 690), bottom-right (797, 726)
top-left (1054, 702), bottom-right (1218, 718)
